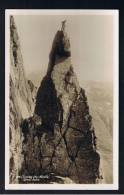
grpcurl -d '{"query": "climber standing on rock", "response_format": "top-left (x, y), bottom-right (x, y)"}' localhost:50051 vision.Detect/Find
top-left (61, 20), bottom-right (66, 31)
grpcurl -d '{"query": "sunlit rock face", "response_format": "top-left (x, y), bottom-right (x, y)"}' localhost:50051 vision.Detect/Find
top-left (9, 16), bottom-right (36, 183)
top-left (20, 28), bottom-right (101, 184)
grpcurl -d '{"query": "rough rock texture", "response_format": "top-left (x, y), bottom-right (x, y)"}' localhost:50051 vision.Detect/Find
top-left (21, 29), bottom-right (101, 184)
top-left (82, 81), bottom-right (113, 183)
top-left (9, 16), bottom-right (36, 183)
top-left (27, 79), bottom-right (37, 103)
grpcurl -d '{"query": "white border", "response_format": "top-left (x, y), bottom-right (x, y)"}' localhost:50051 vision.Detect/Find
top-left (5, 9), bottom-right (119, 190)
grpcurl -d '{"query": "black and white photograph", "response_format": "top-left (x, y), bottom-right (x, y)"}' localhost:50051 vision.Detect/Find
top-left (5, 9), bottom-right (118, 190)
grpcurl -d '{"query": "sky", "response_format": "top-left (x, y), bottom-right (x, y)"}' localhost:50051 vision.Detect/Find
top-left (13, 13), bottom-right (115, 86)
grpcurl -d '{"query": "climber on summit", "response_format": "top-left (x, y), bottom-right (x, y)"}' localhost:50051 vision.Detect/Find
top-left (61, 20), bottom-right (66, 31)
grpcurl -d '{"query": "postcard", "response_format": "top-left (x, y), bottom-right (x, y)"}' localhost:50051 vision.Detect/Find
top-left (5, 9), bottom-right (119, 190)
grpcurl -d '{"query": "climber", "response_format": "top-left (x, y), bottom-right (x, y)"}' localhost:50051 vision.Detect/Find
top-left (61, 20), bottom-right (66, 31)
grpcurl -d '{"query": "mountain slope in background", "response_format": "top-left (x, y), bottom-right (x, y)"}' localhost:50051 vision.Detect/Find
top-left (82, 81), bottom-right (113, 183)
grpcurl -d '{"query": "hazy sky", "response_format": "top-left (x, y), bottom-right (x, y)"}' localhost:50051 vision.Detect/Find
top-left (14, 14), bottom-right (114, 86)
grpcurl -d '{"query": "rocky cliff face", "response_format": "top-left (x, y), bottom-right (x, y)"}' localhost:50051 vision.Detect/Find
top-left (82, 81), bottom-right (113, 183)
top-left (9, 16), bottom-right (36, 183)
top-left (20, 29), bottom-right (101, 184)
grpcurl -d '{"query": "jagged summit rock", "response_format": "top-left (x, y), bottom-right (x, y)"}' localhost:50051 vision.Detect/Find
top-left (47, 29), bottom-right (71, 75)
top-left (35, 28), bottom-right (79, 133)
top-left (20, 24), bottom-right (101, 184)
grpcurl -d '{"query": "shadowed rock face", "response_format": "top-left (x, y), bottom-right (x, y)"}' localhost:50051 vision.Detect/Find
top-left (20, 29), bottom-right (101, 184)
top-left (34, 77), bottom-right (61, 134)
top-left (47, 30), bottom-right (71, 75)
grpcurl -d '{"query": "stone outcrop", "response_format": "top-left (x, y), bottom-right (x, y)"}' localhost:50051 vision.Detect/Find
top-left (20, 28), bottom-right (101, 184)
